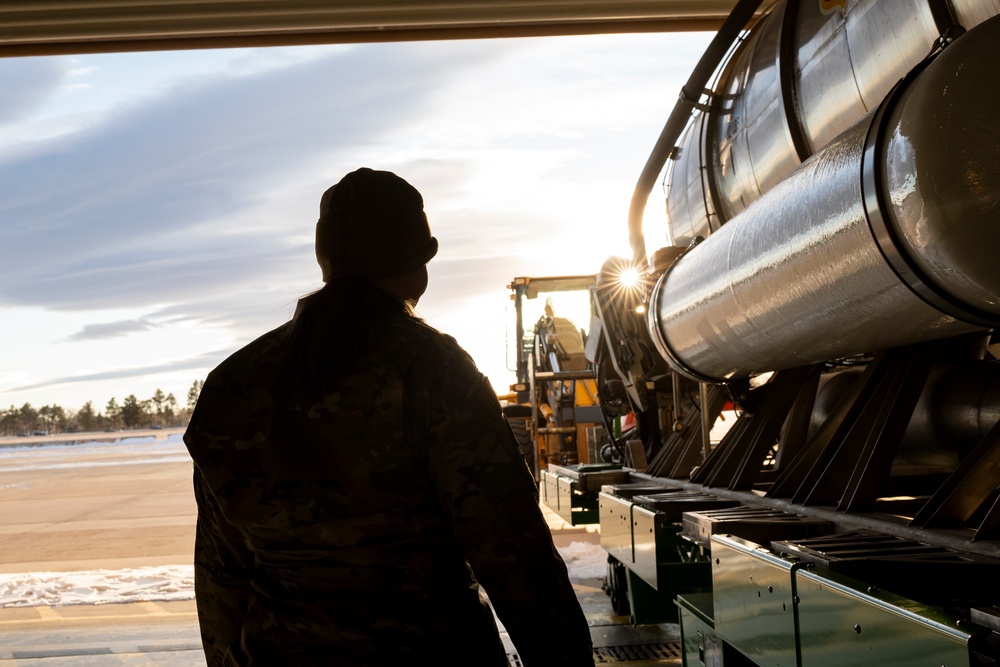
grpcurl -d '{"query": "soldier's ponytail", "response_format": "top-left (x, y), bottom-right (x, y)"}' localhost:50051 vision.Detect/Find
top-left (285, 279), bottom-right (415, 392)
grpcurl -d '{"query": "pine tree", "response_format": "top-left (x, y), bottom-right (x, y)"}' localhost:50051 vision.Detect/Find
top-left (187, 379), bottom-right (204, 410)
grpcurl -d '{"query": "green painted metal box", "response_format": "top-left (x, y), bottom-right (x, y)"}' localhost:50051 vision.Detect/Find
top-left (539, 468), bottom-right (599, 525)
top-left (633, 504), bottom-right (711, 593)
top-left (795, 567), bottom-right (984, 667)
top-left (599, 491), bottom-right (634, 564)
top-left (711, 534), bottom-right (799, 667)
top-left (541, 469), bottom-right (558, 508)
top-left (710, 533), bottom-right (991, 667)
top-left (678, 592), bottom-right (724, 667)
top-left (632, 503), bottom-right (671, 585)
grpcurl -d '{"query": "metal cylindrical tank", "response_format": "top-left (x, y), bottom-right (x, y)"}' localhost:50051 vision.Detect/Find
top-left (901, 360), bottom-right (1000, 463)
top-left (664, 0), bottom-right (1000, 246)
top-left (880, 41), bottom-right (1000, 318)
top-left (649, 16), bottom-right (1000, 383)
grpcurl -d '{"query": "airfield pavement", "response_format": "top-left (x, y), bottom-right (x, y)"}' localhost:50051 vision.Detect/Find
top-left (0, 428), bottom-right (196, 574)
top-left (0, 427), bottom-right (598, 574)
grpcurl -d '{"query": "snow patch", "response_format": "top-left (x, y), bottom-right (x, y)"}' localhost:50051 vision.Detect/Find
top-left (0, 566), bottom-right (195, 608)
top-left (557, 540), bottom-right (608, 580)
top-left (1, 543), bottom-right (610, 608)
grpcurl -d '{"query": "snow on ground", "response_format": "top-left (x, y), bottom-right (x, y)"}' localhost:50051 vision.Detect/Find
top-left (559, 540), bottom-right (610, 580)
top-left (0, 566), bottom-right (196, 608)
top-left (0, 433), bottom-right (189, 473)
top-left (0, 542), bottom-right (608, 608)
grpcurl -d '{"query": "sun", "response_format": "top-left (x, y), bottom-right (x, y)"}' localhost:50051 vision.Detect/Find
top-left (618, 265), bottom-right (641, 289)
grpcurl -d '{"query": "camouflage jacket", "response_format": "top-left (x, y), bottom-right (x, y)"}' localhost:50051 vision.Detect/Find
top-left (184, 309), bottom-right (593, 666)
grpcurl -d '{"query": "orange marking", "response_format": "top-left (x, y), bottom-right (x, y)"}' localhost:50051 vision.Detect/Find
top-left (819, 0), bottom-right (847, 14)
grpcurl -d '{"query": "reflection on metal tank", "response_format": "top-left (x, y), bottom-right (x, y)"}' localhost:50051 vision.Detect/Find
top-left (664, 0), bottom-right (1000, 246)
top-left (649, 15), bottom-right (1000, 383)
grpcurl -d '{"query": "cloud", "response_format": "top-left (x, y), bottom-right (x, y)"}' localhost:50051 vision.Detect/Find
top-left (10, 233), bottom-right (312, 312)
top-left (0, 42), bottom-right (501, 312)
top-left (67, 318), bottom-right (158, 341)
top-left (2, 349), bottom-right (230, 396)
top-left (0, 58), bottom-right (68, 124)
top-left (0, 32), bottom-right (719, 410)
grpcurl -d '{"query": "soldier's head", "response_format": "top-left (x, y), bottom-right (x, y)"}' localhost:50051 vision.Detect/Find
top-left (315, 168), bottom-right (438, 301)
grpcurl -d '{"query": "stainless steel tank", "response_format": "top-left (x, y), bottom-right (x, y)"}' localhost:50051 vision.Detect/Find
top-left (649, 14), bottom-right (1000, 382)
top-left (665, 0), bottom-right (1000, 247)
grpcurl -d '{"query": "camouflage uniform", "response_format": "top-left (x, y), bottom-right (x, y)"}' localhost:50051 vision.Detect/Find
top-left (185, 307), bottom-right (594, 666)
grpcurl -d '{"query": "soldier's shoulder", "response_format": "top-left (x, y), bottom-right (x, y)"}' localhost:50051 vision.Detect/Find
top-left (207, 322), bottom-right (291, 387)
top-left (185, 323), bottom-right (291, 455)
top-left (398, 317), bottom-right (472, 367)
top-left (396, 320), bottom-right (493, 407)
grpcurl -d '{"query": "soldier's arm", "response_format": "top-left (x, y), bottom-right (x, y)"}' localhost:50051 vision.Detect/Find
top-left (192, 469), bottom-right (254, 666)
top-left (412, 349), bottom-right (594, 666)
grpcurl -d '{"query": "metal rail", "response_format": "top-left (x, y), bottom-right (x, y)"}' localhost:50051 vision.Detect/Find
top-left (626, 473), bottom-right (1000, 560)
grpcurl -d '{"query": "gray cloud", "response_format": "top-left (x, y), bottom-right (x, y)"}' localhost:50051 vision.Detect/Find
top-left (2, 349), bottom-right (229, 396)
top-left (0, 42), bottom-right (499, 311)
top-left (10, 234), bottom-right (312, 311)
top-left (67, 318), bottom-right (158, 341)
top-left (0, 57), bottom-right (68, 124)
top-left (0, 32), bottom-right (722, 410)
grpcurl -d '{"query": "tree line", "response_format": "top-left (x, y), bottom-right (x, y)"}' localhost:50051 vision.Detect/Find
top-left (0, 380), bottom-right (204, 436)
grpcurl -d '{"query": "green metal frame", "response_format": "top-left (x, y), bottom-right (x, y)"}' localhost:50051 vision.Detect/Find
top-left (795, 568), bottom-right (983, 667)
top-left (711, 535), bottom-right (800, 667)
top-left (708, 534), bottom-right (989, 667)
top-left (540, 469), bottom-right (600, 525)
top-left (598, 491), bottom-right (713, 624)
top-left (678, 592), bottom-right (723, 667)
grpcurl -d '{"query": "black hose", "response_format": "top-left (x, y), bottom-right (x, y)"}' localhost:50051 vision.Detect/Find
top-left (628, 0), bottom-right (769, 264)
top-left (599, 400), bottom-right (628, 463)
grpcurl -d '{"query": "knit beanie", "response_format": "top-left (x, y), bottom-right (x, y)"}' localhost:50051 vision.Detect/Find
top-left (315, 168), bottom-right (438, 281)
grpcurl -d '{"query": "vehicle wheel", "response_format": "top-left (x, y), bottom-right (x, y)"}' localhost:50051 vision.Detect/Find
top-left (505, 416), bottom-right (534, 465)
top-left (607, 557), bottom-right (630, 616)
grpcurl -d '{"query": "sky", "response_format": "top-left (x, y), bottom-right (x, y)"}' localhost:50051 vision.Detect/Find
top-left (0, 31), bottom-right (713, 414)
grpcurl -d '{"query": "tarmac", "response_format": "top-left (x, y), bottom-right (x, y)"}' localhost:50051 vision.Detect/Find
top-left (0, 430), bottom-right (680, 665)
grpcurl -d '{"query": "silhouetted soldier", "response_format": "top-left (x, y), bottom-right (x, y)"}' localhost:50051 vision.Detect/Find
top-left (185, 168), bottom-right (594, 666)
